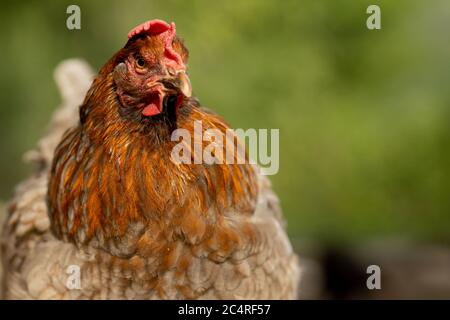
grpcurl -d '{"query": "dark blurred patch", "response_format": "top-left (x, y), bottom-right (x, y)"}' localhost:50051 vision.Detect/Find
top-left (297, 241), bottom-right (450, 299)
top-left (322, 247), bottom-right (367, 299)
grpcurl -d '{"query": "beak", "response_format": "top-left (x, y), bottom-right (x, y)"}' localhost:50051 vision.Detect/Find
top-left (160, 71), bottom-right (192, 98)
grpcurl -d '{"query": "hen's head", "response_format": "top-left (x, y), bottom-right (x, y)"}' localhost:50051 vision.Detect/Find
top-left (87, 19), bottom-right (192, 131)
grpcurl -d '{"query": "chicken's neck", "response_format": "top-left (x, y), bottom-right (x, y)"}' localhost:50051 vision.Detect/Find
top-left (48, 91), bottom-right (258, 260)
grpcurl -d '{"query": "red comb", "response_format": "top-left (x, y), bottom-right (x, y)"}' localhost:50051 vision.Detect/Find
top-left (127, 19), bottom-right (185, 71)
top-left (127, 19), bottom-right (170, 39)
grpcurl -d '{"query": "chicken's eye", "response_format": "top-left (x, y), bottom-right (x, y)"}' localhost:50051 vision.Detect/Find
top-left (136, 57), bottom-right (146, 68)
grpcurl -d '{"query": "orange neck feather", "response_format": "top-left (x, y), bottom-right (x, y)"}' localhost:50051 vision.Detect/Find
top-left (48, 70), bottom-right (258, 258)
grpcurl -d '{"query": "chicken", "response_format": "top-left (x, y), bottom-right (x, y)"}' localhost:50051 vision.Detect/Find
top-left (1, 19), bottom-right (300, 299)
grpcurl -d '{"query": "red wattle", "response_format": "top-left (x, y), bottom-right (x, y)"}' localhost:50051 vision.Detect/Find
top-left (141, 89), bottom-right (163, 117)
top-left (142, 103), bottom-right (162, 117)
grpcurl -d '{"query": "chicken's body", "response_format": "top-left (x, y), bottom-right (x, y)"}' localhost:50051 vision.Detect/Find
top-left (1, 20), bottom-right (299, 299)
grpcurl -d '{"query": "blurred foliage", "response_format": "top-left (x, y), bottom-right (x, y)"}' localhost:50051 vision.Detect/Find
top-left (0, 0), bottom-right (449, 244)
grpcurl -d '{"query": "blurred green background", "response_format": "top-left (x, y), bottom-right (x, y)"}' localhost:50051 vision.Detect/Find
top-left (1, 0), bottom-right (449, 245)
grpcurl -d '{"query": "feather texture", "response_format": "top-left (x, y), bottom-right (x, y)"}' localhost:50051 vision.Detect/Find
top-left (1, 25), bottom-right (300, 299)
